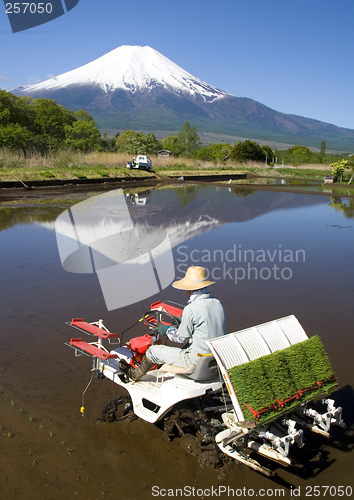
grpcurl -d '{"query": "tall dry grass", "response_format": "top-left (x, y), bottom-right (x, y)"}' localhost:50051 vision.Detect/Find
top-left (0, 148), bottom-right (241, 171)
top-left (80, 151), bottom-right (232, 169)
top-left (0, 148), bottom-right (332, 173)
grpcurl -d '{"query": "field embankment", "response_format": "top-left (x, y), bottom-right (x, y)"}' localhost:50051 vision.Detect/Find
top-left (0, 149), bottom-right (336, 184)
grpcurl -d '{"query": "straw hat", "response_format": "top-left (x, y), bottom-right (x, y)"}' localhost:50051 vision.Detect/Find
top-left (172, 266), bottom-right (214, 291)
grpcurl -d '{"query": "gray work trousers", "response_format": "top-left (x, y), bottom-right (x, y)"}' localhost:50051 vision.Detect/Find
top-left (146, 344), bottom-right (193, 368)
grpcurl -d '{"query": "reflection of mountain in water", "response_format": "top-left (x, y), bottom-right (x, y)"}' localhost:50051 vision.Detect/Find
top-left (124, 185), bottom-right (327, 237)
top-left (0, 185), bottom-right (329, 236)
top-left (53, 186), bottom-right (326, 310)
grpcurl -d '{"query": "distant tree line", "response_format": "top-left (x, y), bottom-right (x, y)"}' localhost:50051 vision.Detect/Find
top-left (1, 90), bottom-right (352, 167)
top-left (114, 122), bottom-right (202, 157)
top-left (161, 122), bottom-right (201, 156)
top-left (115, 129), bottom-right (160, 154)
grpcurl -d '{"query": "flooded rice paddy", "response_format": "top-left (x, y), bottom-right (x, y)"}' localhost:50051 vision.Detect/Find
top-left (0, 183), bottom-right (353, 499)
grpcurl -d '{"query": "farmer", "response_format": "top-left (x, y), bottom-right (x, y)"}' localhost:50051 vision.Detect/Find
top-left (119, 266), bottom-right (227, 381)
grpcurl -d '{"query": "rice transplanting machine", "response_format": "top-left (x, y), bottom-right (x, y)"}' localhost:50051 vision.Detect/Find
top-left (66, 300), bottom-right (345, 476)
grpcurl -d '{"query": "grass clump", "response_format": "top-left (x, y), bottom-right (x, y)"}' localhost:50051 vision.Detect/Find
top-left (39, 171), bottom-right (55, 179)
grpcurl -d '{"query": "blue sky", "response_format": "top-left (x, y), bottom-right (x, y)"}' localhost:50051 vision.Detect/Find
top-left (1, 0), bottom-right (353, 130)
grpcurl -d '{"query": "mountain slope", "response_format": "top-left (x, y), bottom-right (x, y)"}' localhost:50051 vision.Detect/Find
top-left (14, 45), bottom-right (354, 151)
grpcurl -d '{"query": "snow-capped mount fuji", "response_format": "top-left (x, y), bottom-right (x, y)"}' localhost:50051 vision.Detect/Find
top-left (14, 45), bottom-right (354, 150)
top-left (20, 45), bottom-right (229, 102)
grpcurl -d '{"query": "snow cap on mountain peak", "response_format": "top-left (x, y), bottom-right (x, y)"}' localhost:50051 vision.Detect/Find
top-left (21, 45), bottom-right (229, 101)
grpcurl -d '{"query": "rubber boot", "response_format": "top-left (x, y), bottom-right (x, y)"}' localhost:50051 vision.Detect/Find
top-left (119, 355), bottom-right (155, 381)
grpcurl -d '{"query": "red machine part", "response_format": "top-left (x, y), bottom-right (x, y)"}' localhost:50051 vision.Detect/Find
top-left (126, 334), bottom-right (161, 367)
top-left (71, 318), bottom-right (119, 339)
top-left (150, 301), bottom-right (183, 318)
top-left (127, 334), bottom-right (159, 355)
top-left (69, 302), bottom-right (182, 364)
top-left (70, 338), bottom-right (118, 360)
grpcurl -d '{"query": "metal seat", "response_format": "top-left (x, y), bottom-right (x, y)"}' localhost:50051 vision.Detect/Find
top-left (184, 354), bottom-right (219, 381)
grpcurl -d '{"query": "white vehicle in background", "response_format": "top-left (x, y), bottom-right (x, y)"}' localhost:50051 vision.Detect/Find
top-left (127, 155), bottom-right (152, 171)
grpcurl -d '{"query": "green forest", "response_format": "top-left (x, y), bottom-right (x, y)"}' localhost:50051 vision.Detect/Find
top-left (0, 89), bottom-right (102, 153)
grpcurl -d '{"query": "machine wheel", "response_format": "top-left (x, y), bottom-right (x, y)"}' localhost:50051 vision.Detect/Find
top-left (98, 394), bottom-right (232, 467)
top-left (98, 396), bottom-right (136, 423)
top-left (162, 407), bottom-right (230, 468)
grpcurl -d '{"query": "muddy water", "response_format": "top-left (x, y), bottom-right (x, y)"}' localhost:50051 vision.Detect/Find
top-left (0, 184), bottom-right (353, 499)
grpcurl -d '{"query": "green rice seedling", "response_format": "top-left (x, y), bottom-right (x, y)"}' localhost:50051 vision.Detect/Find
top-left (67, 448), bottom-right (73, 455)
top-left (29, 415), bottom-right (33, 422)
top-left (283, 342), bottom-right (316, 390)
top-left (61, 440), bottom-right (65, 446)
top-left (228, 358), bottom-right (275, 420)
top-left (11, 400), bottom-right (14, 407)
top-left (302, 336), bottom-right (335, 383)
top-left (261, 351), bottom-right (297, 402)
top-left (39, 424), bottom-right (44, 430)
top-left (29, 447), bottom-right (32, 456)
top-left (228, 335), bottom-right (337, 423)
top-left (49, 431), bottom-right (53, 437)
top-left (7, 431), bottom-right (12, 438)
top-left (32, 460), bottom-right (37, 465)
top-left (0, 425), bottom-right (2, 430)
top-left (17, 408), bottom-right (23, 415)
